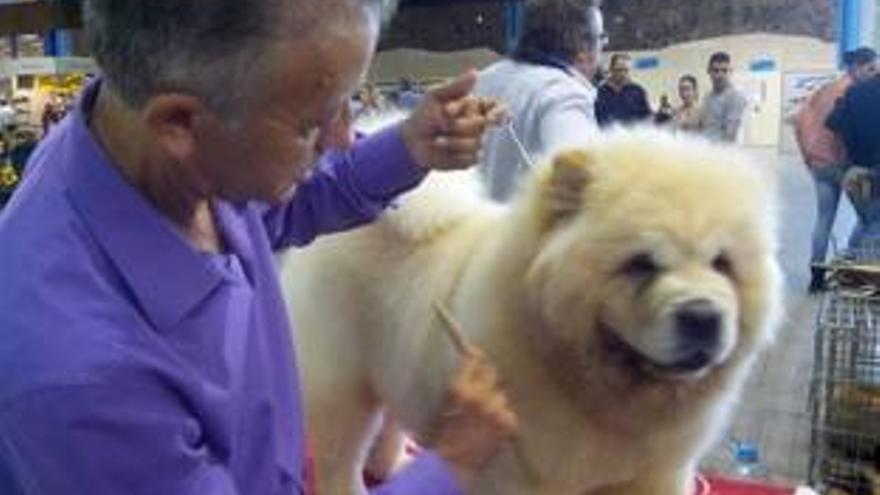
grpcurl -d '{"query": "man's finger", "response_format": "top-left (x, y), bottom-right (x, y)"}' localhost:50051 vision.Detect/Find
top-left (484, 105), bottom-right (509, 126)
top-left (444, 100), bottom-right (467, 119)
top-left (434, 136), bottom-right (481, 155)
top-left (468, 358), bottom-right (499, 386)
top-left (428, 70), bottom-right (478, 104)
top-left (447, 116), bottom-right (487, 136)
top-left (478, 97), bottom-right (497, 113)
top-left (443, 98), bottom-right (481, 119)
top-left (463, 98), bottom-right (483, 118)
top-left (430, 154), bottom-right (480, 171)
top-left (499, 409), bottom-right (519, 433)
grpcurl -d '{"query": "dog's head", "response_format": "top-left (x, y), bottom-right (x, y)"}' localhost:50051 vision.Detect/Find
top-left (518, 130), bottom-right (782, 400)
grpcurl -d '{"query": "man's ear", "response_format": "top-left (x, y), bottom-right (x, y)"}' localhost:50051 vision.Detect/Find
top-left (142, 94), bottom-right (211, 164)
top-left (573, 50), bottom-right (592, 68)
top-left (573, 49), bottom-right (600, 78)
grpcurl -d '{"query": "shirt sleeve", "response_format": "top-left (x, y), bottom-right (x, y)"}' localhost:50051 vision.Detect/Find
top-left (0, 382), bottom-right (243, 495)
top-left (261, 125), bottom-right (428, 249)
top-left (369, 452), bottom-right (463, 495)
top-left (722, 92), bottom-right (749, 142)
top-left (537, 84), bottom-right (599, 156)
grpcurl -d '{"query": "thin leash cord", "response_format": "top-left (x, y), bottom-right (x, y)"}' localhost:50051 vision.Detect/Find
top-left (505, 121), bottom-right (537, 169)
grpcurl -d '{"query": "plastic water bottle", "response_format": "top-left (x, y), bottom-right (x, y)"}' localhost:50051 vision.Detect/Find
top-left (731, 441), bottom-right (769, 480)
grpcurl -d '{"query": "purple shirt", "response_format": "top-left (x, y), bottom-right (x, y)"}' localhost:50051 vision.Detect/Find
top-left (0, 82), bottom-right (462, 495)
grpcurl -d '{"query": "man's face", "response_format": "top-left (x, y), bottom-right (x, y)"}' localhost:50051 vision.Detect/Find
top-left (572, 8), bottom-right (605, 80)
top-left (852, 60), bottom-right (879, 83)
top-left (609, 57), bottom-right (630, 86)
top-left (196, 11), bottom-right (379, 203)
top-left (708, 61), bottom-right (732, 91)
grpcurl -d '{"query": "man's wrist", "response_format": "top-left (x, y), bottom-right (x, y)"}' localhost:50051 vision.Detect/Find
top-left (399, 119), bottom-right (430, 171)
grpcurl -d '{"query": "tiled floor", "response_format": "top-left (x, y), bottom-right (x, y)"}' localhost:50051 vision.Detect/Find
top-left (700, 149), bottom-right (858, 484)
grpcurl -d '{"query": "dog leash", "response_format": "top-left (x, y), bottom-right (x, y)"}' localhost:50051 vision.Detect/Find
top-left (504, 120), bottom-right (538, 169)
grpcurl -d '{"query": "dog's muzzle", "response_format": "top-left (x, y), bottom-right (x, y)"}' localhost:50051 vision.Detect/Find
top-left (600, 298), bottom-right (729, 381)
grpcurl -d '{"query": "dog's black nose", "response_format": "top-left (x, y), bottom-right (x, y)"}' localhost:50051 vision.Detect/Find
top-left (676, 299), bottom-right (721, 348)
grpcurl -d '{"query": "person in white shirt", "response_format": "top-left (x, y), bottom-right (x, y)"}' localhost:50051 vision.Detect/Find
top-left (701, 52), bottom-right (748, 143)
top-left (474, 0), bottom-right (605, 202)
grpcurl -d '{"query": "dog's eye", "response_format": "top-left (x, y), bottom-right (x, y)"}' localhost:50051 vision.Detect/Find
top-left (622, 253), bottom-right (660, 278)
top-left (712, 252), bottom-right (734, 276)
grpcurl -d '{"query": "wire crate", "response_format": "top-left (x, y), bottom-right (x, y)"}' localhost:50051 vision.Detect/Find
top-left (835, 237), bottom-right (880, 265)
top-left (810, 290), bottom-right (880, 494)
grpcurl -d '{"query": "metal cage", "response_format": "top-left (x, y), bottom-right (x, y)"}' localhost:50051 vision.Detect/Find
top-left (810, 240), bottom-right (880, 494)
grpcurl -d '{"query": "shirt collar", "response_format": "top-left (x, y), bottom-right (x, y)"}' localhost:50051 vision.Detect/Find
top-left (64, 80), bottom-right (227, 331)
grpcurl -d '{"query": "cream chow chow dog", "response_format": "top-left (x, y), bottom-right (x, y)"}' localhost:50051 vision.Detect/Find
top-left (279, 129), bottom-right (782, 495)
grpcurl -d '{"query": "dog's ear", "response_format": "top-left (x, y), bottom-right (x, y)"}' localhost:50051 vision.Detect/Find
top-left (536, 148), bottom-right (594, 227)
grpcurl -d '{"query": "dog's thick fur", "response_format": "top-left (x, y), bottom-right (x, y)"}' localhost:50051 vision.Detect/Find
top-left (280, 129), bottom-right (783, 495)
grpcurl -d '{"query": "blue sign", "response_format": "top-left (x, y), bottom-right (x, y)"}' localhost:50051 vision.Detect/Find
top-left (634, 56), bottom-right (660, 70)
top-left (749, 58), bottom-right (777, 72)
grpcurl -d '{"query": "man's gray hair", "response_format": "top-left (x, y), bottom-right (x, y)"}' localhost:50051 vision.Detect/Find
top-left (512, 0), bottom-right (602, 64)
top-left (83, 0), bottom-right (397, 118)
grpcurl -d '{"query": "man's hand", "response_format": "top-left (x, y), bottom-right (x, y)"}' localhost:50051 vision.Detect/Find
top-left (425, 349), bottom-right (518, 488)
top-left (400, 71), bottom-right (506, 171)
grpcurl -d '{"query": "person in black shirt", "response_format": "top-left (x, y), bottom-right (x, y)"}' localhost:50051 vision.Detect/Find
top-left (595, 53), bottom-right (652, 127)
top-left (827, 71), bottom-right (880, 245)
top-left (827, 75), bottom-right (880, 171)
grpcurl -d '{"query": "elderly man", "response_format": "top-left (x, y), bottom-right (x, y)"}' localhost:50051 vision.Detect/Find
top-left (474, 0), bottom-right (605, 202)
top-left (0, 1), bottom-right (516, 494)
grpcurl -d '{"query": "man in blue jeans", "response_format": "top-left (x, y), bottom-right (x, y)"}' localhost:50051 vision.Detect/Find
top-left (0, 1), bottom-right (517, 493)
top-left (827, 51), bottom-right (880, 257)
top-left (794, 47), bottom-right (878, 292)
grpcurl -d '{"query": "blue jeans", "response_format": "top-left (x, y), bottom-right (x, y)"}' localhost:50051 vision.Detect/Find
top-left (811, 166), bottom-right (846, 263)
